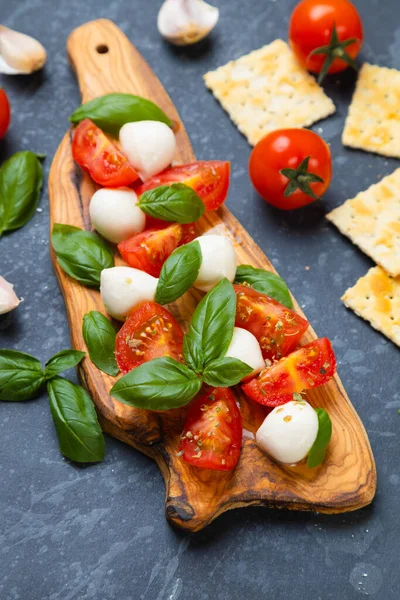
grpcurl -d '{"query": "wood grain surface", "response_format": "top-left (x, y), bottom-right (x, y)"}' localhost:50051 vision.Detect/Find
top-left (48, 18), bottom-right (376, 531)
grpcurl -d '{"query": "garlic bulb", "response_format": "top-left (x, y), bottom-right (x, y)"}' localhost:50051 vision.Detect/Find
top-left (0, 276), bottom-right (22, 315)
top-left (157, 0), bottom-right (219, 46)
top-left (0, 26), bottom-right (46, 75)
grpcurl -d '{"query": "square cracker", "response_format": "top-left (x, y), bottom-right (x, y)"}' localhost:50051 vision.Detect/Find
top-left (343, 63), bottom-right (400, 158)
top-left (342, 266), bottom-right (400, 346)
top-left (203, 39), bottom-right (335, 146)
top-left (326, 168), bottom-right (400, 277)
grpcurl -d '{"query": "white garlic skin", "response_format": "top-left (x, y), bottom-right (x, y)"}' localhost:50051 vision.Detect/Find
top-left (225, 327), bottom-right (265, 379)
top-left (100, 267), bottom-right (158, 321)
top-left (157, 0), bottom-right (219, 46)
top-left (119, 121), bottom-right (176, 181)
top-left (256, 400), bottom-right (319, 465)
top-left (193, 235), bottom-right (237, 292)
top-left (0, 276), bottom-right (22, 315)
top-left (0, 26), bottom-right (46, 75)
top-left (89, 188), bottom-right (146, 244)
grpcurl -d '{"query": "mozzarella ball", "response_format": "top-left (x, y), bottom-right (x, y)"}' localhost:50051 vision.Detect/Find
top-left (100, 267), bottom-right (158, 321)
top-left (119, 120), bottom-right (176, 181)
top-left (256, 400), bottom-right (318, 464)
top-left (193, 235), bottom-right (237, 292)
top-left (89, 187), bottom-right (146, 244)
top-left (225, 327), bottom-right (265, 379)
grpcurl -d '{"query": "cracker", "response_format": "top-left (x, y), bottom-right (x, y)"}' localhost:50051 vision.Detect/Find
top-left (326, 168), bottom-right (400, 277)
top-left (342, 266), bottom-right (400, 346)
top-left (203, 40), bottom-right (335, 146)
top-left (342, 63), bottom-right (400, 158)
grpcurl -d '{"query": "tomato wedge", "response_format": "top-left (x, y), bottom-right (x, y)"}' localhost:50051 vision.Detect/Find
top-left (0, 89), bottom-right (11, 139)
top-left (137, 161), bottom-right (230, 211)
top-left (242, 338), bottom-right (336, 407)
top-left (118, 222), bottom-right (196, 277)
top-left (115, 301), bottom-right (184, 374)
top-left (179, 387), bottom-right (242, 471)
top-left (234, 284), bottom-right (309, 361)
top-left (72, 118), bottom-right (139, 187)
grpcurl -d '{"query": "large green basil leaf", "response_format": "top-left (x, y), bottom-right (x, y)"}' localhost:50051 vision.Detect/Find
top-left (155, 241), bottom-right (201, 305)
top-left (69, 93), bottom-right (171, 135)
top-left (47, 377), bottom-right (105, 463)
top-left (307, 408), bottom-right (332, 468)
top-left (0, 151), bottom-right (43, 236)
top-left (202, 357), bottom-right (252, 387)
top-left (234, 265), bottom-right (293, 308)
top-left (0, 349), bottom-right (45, 401)
top-left (44, 349), bottom-right (86, 380)
top-left (138, 184), bottom-right (205, 224)
top-left (183, 278), bottom-right (236, 373)
top-left (52, 224), bottom-right (114, 288)
top-left (110, 357), bottom-right (202, 410)
top-left (82, 311), bottom-right (119, 376)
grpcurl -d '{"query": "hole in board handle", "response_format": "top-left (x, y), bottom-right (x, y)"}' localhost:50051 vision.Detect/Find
top-left (96, 44), bottom-right (109, 54)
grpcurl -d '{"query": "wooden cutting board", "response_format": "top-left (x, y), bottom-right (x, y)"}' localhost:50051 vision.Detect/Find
top-left (49, 19), bottom-right (376, 532)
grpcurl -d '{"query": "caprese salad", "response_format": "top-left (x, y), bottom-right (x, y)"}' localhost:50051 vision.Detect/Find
top-left (52, 92), bottom-right (336, 473)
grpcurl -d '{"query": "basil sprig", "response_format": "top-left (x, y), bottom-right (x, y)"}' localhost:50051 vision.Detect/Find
top-left (234, 265), bottom-right (293, 308)
top-left (69, 93), bottom-right (172, 135)
top-left (138, 184), bottom-right (205, 224)
top-left (155, 241), bottom-right (202, 305)
top-left (44, 349), bottom-right (86, 379)
top-left (307, 408), bottom-right (332, 468)
top-left (202, 357), bottom-right (252, 387)
top-left (0, 151), bottom-right (43, 237)
top-left (52, 224), bottom-right (114, 288)
top-left (83, 311), bottom-right (119, 376)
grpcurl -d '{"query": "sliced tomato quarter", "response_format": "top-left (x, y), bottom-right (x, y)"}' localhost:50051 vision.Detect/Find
top-left (234, 284), bottom-right (309, 361)
top-left (0, 89), bottom-right (11, 139)
top-left (118, 222), bottom-right (196, 277)
top-left (115, 301), bottom-right (184, 374)
top-left (180, 387), bottom-right (242, 471)
top-left (242, 338), bottom-right (336, 407)
top-left (137, 160), bottom-right (230, 211)
top-left (72, 118), bottom-right (139, 187)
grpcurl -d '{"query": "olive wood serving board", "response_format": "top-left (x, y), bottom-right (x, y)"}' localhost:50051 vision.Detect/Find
top-left (49, 19), bottom-right (376, 532)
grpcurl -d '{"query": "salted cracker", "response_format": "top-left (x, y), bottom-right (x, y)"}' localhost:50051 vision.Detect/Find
top-left (203, 40), bottom-right (335, 146)
top-left (326, 168), bottom-right (400, 277)
top-left (343, 63), bottom-right (400, 158)
top-left (342, 266), bottom-right (400, 346)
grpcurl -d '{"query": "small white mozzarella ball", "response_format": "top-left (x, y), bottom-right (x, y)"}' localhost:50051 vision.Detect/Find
top-left (193, 235), bottom-right (236, 292)
top-left (256, 400), bottom-right (318, 464)
top-left (89, 187), bottom-right (146, 244)
top-left (119, 120), bottom-right (176, 181)
top-left (225, 327), bottom-right (265, 379)
top-left (100, 267), bottom-right (158, 321)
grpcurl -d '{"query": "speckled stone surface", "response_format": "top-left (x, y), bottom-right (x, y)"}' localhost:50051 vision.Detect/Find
top-left (0, 1), bottom-right (399, 598)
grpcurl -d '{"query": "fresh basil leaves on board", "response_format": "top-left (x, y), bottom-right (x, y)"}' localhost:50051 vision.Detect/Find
top-left (69, 93), bottom-right (172, 135)
top-left (82, 311), bottom-right (119, 376)
top-left (307, 408), bottom-right (333, 468)
top-left (138, 183), bottom-right (205, 224)
top-left (234, 265), bottom-right (293, 308)
top-left (0, 151), bottom-right (43, 237)
top-left (155, 241), bottom-right (202, 305)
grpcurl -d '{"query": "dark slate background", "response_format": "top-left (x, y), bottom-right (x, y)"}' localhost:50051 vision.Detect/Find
top-left (0, 0), bottom-right (399, 598)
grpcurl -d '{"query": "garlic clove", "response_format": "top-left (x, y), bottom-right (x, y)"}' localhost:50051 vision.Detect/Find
top-left (0, 276), bottom-right (22, 315)
top-left (158, 0), bottom-right (219, 46)
top-left (0, 25), bottom-right (46, 75)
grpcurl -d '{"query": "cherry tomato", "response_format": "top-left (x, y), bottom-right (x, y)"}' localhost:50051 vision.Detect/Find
top-left (72, 119), bottom-right (139, 187)
top-left (137, 161), bottom-right (230, 211)
top-left (115, 301), bottom-right (184, 374)
top-left (242, 338), bottom-right (336, 407)
top-left (289, 0), bottom-right (363, 80)
top-left (249, 129), bottom-right (332, 210)
top-left (234, 284), bottom-right (309, 361)
top-left (179, 387), bottom-right (242, 471)
top-left (118, 222), bottom-right (196, 277)
top-left (0, 89), bottom-right (11, 139)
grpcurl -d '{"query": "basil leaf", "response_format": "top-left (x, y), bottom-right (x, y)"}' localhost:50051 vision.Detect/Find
top-left (183, 278), bottom-right (236, 373)
top-left (82, 311), bottom-right (119, 376)
top-left (110, 357), bottom-right (202, 410)
top-left (138, 184), bottom-right (205, 224)
top-left (69, 93), bottom-right (172, 135)
top-left (44, 349), bottom-right (86, 380)
top-left (52, 224), bottom-right (114, 288)
top-left (234, 265), bottom-right (293, 308)
top-left (0, 349), bottom-right (44, 402)
top-left (0, 151), bottom-right (43, 236)
top-left (47, 377), bottom-right (105, 463)
top-left (155, 241), bottom-right (201, 305)
top-left (202, 357), bottom-right (252, 387)
top-left (307, 408), bottom-right (332, 468)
